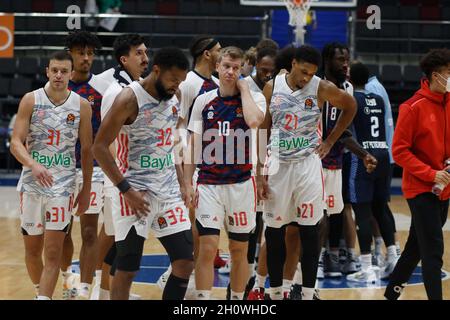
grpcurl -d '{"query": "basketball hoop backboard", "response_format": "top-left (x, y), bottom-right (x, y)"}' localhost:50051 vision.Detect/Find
top-left (240, 0), bottom-right (357, 8)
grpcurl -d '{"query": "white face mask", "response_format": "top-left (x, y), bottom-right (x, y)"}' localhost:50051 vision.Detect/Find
top-left (437, 73), bottom-right (450, 92)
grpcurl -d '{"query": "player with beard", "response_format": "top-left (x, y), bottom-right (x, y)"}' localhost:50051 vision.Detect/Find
top-left (157, 36), bottom-right (223, 297)
top-left (91, 34), bottom-right (149, 300)
top-left (93, 47), bottom-right (193, 300)
top-left (317, 43), bottom-right (378, 283)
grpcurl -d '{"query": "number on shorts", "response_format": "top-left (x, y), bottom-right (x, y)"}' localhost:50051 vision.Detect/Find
top-left (284, 113), bottom-right (298, 130)
top-left (90, 192), bottom-right (97, 206)
top-left (232, 211), bottom-right (248, 226)
top-left (176, 207), bottom-right (186, 222)
top-left (50, 207), bottom-right (65, 222)
top-left (327, 195), bottom-right (335, 208)
top-left (298, 203), bottom-right (314, 218)
top-left (166, 207), bottom-right (186, 225)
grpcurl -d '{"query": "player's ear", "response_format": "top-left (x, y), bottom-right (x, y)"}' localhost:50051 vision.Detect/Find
top-left (120, 55), bottom-right (127, 66)
top-left (152, 64), bottom-right (160, 77)
top-left (46, 67), bottom-right (50, 79)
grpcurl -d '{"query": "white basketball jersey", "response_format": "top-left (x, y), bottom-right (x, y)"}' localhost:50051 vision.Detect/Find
top-left (268, 74), bottom-right (321, 162)
top-left (244, 75), bottom-right (263, 94)
top-left (118, 81), bottom-right (181, 201)
top-left (18, 88), bottom-right (81, 196)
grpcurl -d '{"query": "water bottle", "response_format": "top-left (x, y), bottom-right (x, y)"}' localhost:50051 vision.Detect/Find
top-left (432, 159), bottom-right (450, 196)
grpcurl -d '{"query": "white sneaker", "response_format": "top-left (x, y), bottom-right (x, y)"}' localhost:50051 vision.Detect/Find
top-left (62, 273), bottom-right (78, 300)
top-left (381, 255), bottom-right (399, 280)
top-left (372, 252), bottom-right (385, 268)
top-left (346, 266), bottom-right (380, 283)
top-left (218, 260), bottom-right (231, 274)
top-left (157, 268), bottom-right (171, 290)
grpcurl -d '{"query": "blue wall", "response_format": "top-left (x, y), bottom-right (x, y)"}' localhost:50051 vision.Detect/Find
top-left (271, 9), bottom-right (349, 50)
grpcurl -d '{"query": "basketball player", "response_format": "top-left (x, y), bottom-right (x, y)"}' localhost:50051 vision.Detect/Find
top-left (318, 43), bottom-right (377, 280)
top-left (257, 45), bottom-right (357, 300)
top-left (10, 51), bottom-right (93, 299)
top-left (157, 36), bottom-right (222, 294)
top-left (183, 46), bottom-right (265, 300)
top-left (62, 30), bottom-right (110, 299)
top-left (90, 34), bottom-right (149, 300)
top-left (92, 47), bottom-right (193, 300)
top-left (345, 62), bottom-right (398, 283)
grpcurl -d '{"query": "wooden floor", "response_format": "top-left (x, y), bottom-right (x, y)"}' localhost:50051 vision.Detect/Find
top-left (0, 186), bottom-right (449, 300)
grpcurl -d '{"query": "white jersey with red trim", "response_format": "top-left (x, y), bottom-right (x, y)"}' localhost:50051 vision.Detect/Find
top-left (268, 74), bottom-right (322, 162)
top-left (117, 81), bottom-right (181, 201)
top-left (18, 88), bottom-right (81, 197)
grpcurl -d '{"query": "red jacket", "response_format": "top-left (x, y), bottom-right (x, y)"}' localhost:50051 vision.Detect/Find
top-left (393, 78), bottom-right (450, 200)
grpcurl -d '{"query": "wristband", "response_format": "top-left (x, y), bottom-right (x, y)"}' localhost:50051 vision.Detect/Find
top-left (117, 178), bottom-right (131, 194)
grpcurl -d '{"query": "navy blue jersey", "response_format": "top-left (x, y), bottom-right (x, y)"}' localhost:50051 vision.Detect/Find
top-left (321, 81), bottom-right (353, 169)
top-left (188, 89), bottom-right (266, 185)
top-left (69, 74), bottom-right (109, 167)
top-left (351, 91), bottom-right (389, 159)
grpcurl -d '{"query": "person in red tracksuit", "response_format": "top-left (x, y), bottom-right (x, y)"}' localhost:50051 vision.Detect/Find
top-left (384, 48), bottom-right (450, 300)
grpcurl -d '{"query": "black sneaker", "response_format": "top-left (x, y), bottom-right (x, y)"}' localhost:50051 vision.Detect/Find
top-left (243, 275), bottom-right (255, 300)
top-left (289, 284), bottom-right (302, 300)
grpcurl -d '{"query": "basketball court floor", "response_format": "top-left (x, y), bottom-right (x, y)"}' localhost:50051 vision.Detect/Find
top-left (0, 186), bottom-right (449, 300)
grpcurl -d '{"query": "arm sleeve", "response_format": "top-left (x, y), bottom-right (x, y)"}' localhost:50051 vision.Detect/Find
top-left (392, 103), bottom-right (436, 182)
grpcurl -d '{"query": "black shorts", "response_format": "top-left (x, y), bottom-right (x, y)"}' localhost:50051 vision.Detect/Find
top-left (196, 219), bottom-right (250, 242)
top-left (343, 150), bottom-right (391, 204)
top-left (159, 229), bottom-right (194, 263)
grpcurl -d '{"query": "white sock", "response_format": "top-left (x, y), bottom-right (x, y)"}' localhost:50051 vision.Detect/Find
top-left (360, 254), bottom-right (372, 271)
top-left (95, 270), bottom-right (102, 285)
top-left (386, 245), bottom-right (397, 259)
top-left (230, 290), bottom-right (244, 300)
top-left (282, 279), bottom-right (292, 296)
top-left (269, 286), bottom-right (283, 300)
top-left (293, 263), bottom-right (302, 285)
top-left (302, 287), bottom-right (315, 300)
top-left (255, 273), bottom-right (267, 289)
top-left (99, 288), bottom-right (110, 300)
top-left (35, 295), bottom-right (51, 300)
top-left (195, 290), bottom-right (211, 300)
top-left (34, 284), bottom-right (40, 296)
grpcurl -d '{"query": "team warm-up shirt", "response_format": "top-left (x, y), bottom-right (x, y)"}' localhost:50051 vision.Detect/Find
top-left (117, 81), bottom-right (181, 201)
top-left (69, 73), bottom-right (109, 171)
top-left (100, 66), bottom-right (136, 190)
top-left (268, 74), bottom-right (322, 162)
top-left (188, 88), bottom-right (266, 185)
top-left (351, 90), bottom-right (389, 159)
top-left (179, 70), bottom-right (219, 121)
top-left (321, 81), bottom-right (353, 170)
top-left (18, 88), bottom-right (81, 197)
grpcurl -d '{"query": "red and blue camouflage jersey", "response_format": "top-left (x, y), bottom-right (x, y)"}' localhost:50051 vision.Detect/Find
top-left (321, 81), bottom-right (353, 170)
top-left (188, 89), bottom-right (255, 185)
top-left (69, 73), bottom-right (109, 167)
